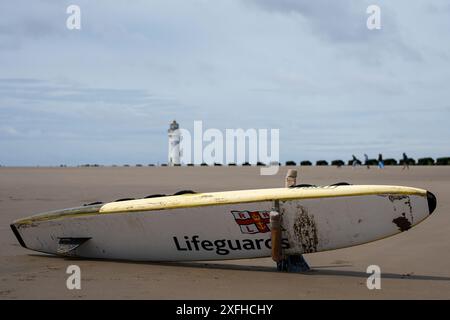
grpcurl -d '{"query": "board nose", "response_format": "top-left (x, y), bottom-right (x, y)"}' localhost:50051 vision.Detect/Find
top-left (427, 191), bottom-right (437, 215)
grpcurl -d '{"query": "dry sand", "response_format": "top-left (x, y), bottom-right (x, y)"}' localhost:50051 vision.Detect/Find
top-left (0, 166), bottom-right (449, 299)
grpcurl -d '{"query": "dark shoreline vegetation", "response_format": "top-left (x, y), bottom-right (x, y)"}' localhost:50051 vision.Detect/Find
top-left (1, 157), bottom-right (449, 168)
top-left (65, 156), bottom-right (450, 167)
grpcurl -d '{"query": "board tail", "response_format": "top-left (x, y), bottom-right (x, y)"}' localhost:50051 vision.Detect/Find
top-left (57, 237), bottom-right (91, 255)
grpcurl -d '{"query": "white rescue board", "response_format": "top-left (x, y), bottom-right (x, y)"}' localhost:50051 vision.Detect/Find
top-left (10, 185), bottom-right (437, 261)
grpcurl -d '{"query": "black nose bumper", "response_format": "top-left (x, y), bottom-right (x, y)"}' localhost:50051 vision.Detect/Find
top-left (427, 191), bottom-right (437, 215)
top-left (10, 224), bottom-right (27, 248)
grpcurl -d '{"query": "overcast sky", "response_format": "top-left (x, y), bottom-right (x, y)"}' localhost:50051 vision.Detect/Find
top-left (0, 0), bottom-right (449, 165)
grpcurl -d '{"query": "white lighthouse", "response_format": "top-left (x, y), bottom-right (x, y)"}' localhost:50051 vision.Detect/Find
top-left (168, 120), bottom-right (181, 166)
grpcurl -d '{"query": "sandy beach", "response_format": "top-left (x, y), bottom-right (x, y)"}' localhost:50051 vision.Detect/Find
top-left (1, 166), bottom-right (449, 299)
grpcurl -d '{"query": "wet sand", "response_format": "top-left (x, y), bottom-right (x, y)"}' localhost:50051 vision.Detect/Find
top-left (1, 166), bottom-right (449, 299)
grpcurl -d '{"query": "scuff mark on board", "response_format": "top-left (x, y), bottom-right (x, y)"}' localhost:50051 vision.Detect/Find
top-left (389, 195), bottom-right (412, 214)
top-left (293, 205), bottom-right (318, 253)
top-left (389, 194), bottom-right (414, 225)
top-left (388, 195), bottom-right (408, 201)
top-left (392, 214), bottom-right (412, 231)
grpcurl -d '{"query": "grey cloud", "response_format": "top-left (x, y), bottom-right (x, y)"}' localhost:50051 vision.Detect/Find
top-left (0, 14), bottom-right (61, 40)
top-left (0, 78), bottom-right (172, 105)
top-left (0, 18), bottom-right (59, 38)
top-left (0, 78), bottom-right (185, 147)
top-left (0, 0), bottom-right (69, 52)
top-left (0, 78), bottom-right (44, 84)
top-left (246, 0), bottom-right (372, 43)
top-left (246, 0), bottom-right (422, 63)
top-left (425, 2), bottom-right (450, 14)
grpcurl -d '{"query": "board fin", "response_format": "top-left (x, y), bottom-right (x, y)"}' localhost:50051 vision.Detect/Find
top-left (57, 237), bottom-right (91, 256)
top-left (277, 255), bottom-right (311, 272)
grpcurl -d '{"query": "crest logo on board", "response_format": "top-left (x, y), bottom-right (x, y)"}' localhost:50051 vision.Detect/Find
top-left (231, 210), bottom-right (271, 234)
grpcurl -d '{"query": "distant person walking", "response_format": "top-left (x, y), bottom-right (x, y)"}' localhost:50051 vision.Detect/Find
top-left (364, 154), bottom-right (370, 169)
top-left (402, 152), bottom-right (409, 170)
top-left (352, 155), bottom-right (361, 167)
top-left (378, 153), bottom-right (384, 169)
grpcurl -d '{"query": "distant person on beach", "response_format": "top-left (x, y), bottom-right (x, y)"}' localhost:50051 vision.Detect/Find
top-left (378, 154), bottom-right (384, 169)
top-left (364, 154), bottom-right (370, 169)
top-left (352, 155), bottom-right (361, 167)
top-left (402, 152), bottom-right (409, 170)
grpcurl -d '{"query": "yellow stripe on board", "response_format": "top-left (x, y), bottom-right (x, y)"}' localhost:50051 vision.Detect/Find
top-left (99, 185), bottom-right (426, 213)
top-left (13, 185), bottom-right (426, 225)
